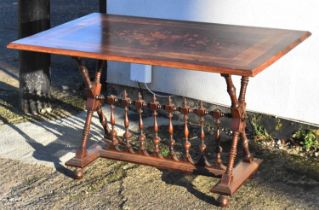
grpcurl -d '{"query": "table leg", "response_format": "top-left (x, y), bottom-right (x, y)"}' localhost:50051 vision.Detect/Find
top-left (76, 110), bottom-right (93, 159)
top-left (238, 76), bottom-right (253, 162)
top-left (212, 74), bottom-right (262, 206)
top-left (223, 74), bottom-right (241, 186)
top-left (74, 110), bottom-right (93, 179)
top-left (66, 59), bottom-right (108, 178)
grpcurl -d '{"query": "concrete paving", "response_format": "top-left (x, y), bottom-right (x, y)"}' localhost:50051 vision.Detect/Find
top-left (0, 104), bottom-right (181, 168)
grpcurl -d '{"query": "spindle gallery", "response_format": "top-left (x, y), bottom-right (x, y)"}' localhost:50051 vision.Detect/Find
top-left (7, 13), bottom-right (310, 207)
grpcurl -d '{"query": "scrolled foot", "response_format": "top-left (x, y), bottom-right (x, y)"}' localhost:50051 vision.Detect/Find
top-left (74, 168), bottom-right (84, 179)
top-left (217, 195), bottom-right (229, 207)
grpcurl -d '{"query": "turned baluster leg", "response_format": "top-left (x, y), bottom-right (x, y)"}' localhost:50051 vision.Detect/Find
top-left (165, 96), bottom-right (178, 161)
top-left (122, 90), bottom-right (134, 153)
top-left (93, 60), bottom-right (112, 142)
top-left (76, 110), bottom-right (93, 159)
top-left (135, 92), bottom-right (149, 156)
top-left (149, 95), bottom-right (162, 158)
top-left (222, 74), bottom-right (241, 182)
top-left (211, 109), bottom-right (226, 169)
top-left (73, 59), bottom-right (105, 178)
top-left (75, 59), bottom-right (103, 158)
top-left (212, 74), bottom-right (241, 205)
top-left (107, 95), bottom-right (119, 148)
top-left (179, 98), bottom-right (195, 164)
top-left (194, 101), bottom-right (210, 166)
top-left (75, 59), bottom-right (92, 159)
top-left (238, 77), bottom-right (253, 162)
top-left (77, 59), bottom-right (92, 92)
top-left (223, 131), bottom-right (240, 184)
top-left (211, 75), bottom-right (255, 206)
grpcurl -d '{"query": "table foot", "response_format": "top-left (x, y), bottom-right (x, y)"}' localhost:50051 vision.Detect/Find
top-left (66, 144), bottom-right (101, 168)
top-left (217, 195), bottom-right (229, 207)
top-left (74, 168), bottom-right (84, 179)
top-left (211, 158), bottom-right (262, 195)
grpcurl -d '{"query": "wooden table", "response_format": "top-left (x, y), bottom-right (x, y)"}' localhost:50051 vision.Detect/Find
top-left (8, 13), bottom-right (311, 207)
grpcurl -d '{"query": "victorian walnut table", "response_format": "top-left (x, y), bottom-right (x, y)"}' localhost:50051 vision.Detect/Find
top-left (8, 13), bottom-right (310, 207)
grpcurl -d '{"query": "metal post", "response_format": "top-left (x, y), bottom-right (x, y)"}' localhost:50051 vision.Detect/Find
top-left (99, 0), bottom-right (107, 13)
top-left (99, 0), bottom-right (108, 93)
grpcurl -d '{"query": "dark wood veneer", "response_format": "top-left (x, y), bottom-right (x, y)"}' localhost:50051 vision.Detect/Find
top-left (8, 13), bottom-right (310, 76)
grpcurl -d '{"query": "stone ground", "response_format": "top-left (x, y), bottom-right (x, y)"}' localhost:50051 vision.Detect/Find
top-left (0, 147), bottom-right (319, 210)
top-left (1, 1), bottom-right (319, 209)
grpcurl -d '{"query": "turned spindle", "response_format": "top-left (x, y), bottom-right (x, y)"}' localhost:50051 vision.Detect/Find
top-left (193, 101), bottom-right (210, 166)
top-left (239, 76), bottom-right (253, 162)
top-left (135, 92), bottom-right (149, 156)
top-left (107, 95), bottom-right (119, 148)
top-left (211, 109), bottom-right (225, 169)
top-left (97, 107), bottom-right (111, 139)
top-left (149, 95), bottom-right (162, 158)
top-left (76, 59), bottom-right (92, 93)
top-left (179, 98), bottom-right (195, 164)
top-left (221, 74), bottom-right (241, 184)
top-left (121, 90), bottom-right (134, 153)
top-left (164, 96), bottom-right (178, 161)
top-left (95, 61), bottom-right (110, 139)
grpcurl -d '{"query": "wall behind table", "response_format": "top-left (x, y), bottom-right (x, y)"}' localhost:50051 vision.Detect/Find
top-left (107, 0), bottom-right (319, 125)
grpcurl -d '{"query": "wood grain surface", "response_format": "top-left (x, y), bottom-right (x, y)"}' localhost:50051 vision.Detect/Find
top-left (8, 13), bottom-right (311, 76)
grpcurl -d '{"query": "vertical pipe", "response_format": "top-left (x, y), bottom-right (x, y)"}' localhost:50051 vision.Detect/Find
top-left (99, 0), bottom-right (107, 13)
top-left (99, 0), bottom-right (108, 94)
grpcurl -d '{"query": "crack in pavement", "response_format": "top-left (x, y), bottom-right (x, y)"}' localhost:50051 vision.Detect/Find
top-left (118, 178), bottom-right (127, 210)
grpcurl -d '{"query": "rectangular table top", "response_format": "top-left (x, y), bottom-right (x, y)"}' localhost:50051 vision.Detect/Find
top-left (8, 13), bottom-right (310, 77)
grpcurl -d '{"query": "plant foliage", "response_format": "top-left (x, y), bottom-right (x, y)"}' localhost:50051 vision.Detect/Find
top-left (292, 129), bottom-right (319, 152)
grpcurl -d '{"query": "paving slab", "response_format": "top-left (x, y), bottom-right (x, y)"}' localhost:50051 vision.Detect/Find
top-left (0, 105), bottom-right (181, 168)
